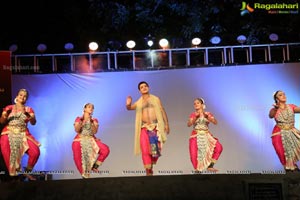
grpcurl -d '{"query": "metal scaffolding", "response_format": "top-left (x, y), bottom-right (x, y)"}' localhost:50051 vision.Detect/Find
top-left (10, 42), bottom-right (300, 73)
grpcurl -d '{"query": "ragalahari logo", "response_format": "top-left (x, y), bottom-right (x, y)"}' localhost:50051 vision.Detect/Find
top-left (240, 2), bottom-right (255, 16)
top-left (240, 2), bottom-right (299, 15)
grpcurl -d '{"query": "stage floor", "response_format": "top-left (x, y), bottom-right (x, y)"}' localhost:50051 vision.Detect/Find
top-left (1, 172), bottom-right (300, 200)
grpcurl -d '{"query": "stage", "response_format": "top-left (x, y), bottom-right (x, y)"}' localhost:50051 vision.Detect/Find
top-left (1, 63), bottom-right (300, 200)
top-left (0, 172), bottom-right (300, 200)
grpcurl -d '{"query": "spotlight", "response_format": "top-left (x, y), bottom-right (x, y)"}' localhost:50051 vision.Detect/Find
top-left (210, 36), bottom-right (221, 45)
top-left (37, 43), bottom-right (47, 53)
top-left (269, 33), bottom-right (279, 42)
top-left (147, 40), bottom-right (154, 47)
top-left (192, 37), bottom-right (201, 47)
top-left (9, 44), bottom-right (18, 52)
top-left (237, 35), bottom-right (247, 44)
top-left (159, 38), bottom-right (169, 49)
top-left (144, 34), bottom-right (155, 48)
top-left (126, 40), bottom-right (136, 50)
top-left (89, 42), bottom-right (98, 51)
top-left (64, 43), bottom-right (74, 52)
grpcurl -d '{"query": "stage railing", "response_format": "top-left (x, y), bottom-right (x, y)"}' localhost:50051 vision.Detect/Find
top-left (9, 42), bottom-right (300, 73)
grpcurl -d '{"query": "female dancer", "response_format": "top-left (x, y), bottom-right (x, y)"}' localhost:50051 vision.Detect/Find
top-left (269, 90), bottom-right (300, 172)
top-left (0, 89), bottom-right (40, 180)
top-left (187, 98), bottom-right (223, 172)
top-left (72, 103), bottom-right (110, 178)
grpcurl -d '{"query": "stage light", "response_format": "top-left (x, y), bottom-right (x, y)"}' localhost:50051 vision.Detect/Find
top-left (64, 43), bottom-right (74, 52)
top-left (144, 34), bottom-right (155, 48)
top-left (147, 40), bottom-right (154, 47)
top-left (126, 40), bottom-right (136, 49)
top-left (159, 38), bottom-right (169, 49)
top-left (9, 44), bottom-right (18, 52)
top-left (37, 43), bottom-right (47, 53)
top-left (269, 33), bottom-right (279, 42)
top-left (89, 42), bottom-right (99, 51)
top-left (210, 36), bottom-right (221, 45)
top-left (192, 37), bottom-right (201, 47)
top-left (237, 35), bottom-right (247, 44)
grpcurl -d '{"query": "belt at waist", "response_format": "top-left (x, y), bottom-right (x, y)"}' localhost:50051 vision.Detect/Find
top-left (190, 129), bottom-right (209, 138)
top-left (7, 126), bottom-right (26, 134)
top-left (142, 123), bottom-right (157, 131)
top-left (277, 124), bottom-right (294, 130)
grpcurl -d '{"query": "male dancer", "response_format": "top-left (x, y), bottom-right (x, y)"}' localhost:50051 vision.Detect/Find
top-left (126, 81), bottom-right (170, 176)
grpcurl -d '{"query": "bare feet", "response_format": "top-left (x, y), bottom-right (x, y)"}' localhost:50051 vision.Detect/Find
top-left (24, 174), bottom-right (37, 181)
top-left (146, 168), bottom-right (153, 176)
top-left (92, 167), bottom-right (100, 173)
top-left (91, 163), bottom-right (100, 173)
top-left (207, 167), bottom-right (218, 172)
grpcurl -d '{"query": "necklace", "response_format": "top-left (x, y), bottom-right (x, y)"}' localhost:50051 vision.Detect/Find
top-left (279, 106), bottom-right (290, 121)
top-left (14, 104), bottom-right (25, 112)
top-left (12, 105), bottom-right (24, 118)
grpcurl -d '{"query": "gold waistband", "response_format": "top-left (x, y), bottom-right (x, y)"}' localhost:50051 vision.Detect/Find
top-left (7, 126), bottom-right (26, 134)
top-left (190, 129), bottom-right (209, 138)
top-left (142, 123), bottom-right (157, 131)
top-left (195, 129), bottom-right (209, 133)
top-left (277, 124), bottom-right (294, 130)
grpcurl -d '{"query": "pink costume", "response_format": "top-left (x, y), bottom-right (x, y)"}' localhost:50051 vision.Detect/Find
top-left (72, 117), bottom-right (110, 178)
top-left (0, 105), bottom-right (40, 176)
top-left (271, 104), bottom-right (300, 170)
top-left (140, 125), bottom-right (161, 169)
top-left (189, 112), bottom-right (223, 171)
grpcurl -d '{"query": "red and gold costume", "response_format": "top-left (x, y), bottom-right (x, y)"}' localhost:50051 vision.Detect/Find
top-left (0, 105), bottom-right (40, 176)
top-left (72, 117), bottom-right (110, 178)
top-left (189, 112), bottom-right (222, 171)
top-left (271, 104), bottom-right (300, 170)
